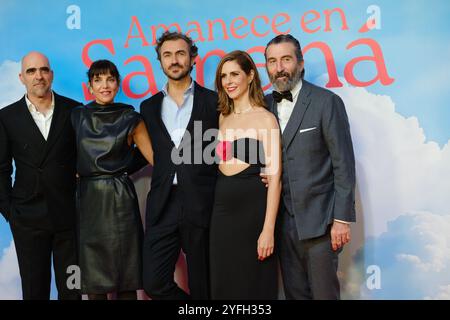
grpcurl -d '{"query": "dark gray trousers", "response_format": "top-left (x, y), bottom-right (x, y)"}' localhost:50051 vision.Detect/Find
top-left (277, 211), bottom-right (341, 300)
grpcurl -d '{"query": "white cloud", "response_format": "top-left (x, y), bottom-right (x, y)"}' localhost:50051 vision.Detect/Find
top-left (313, 75), bottom-right (450, 299)
top-left (344, 211), bottom-right (450, 299)
top-left (425, 285), bottom-right (450, 300)
top-left (314, 75), bottom-right (450, 237)
top-left (0, 60), bottom-right (24, 109)
top-left (0, 240), bottom-right (21, 299)
top-left (397, 212), bottom-right (450, 273)
top-left (396, 253), bottom-right (422, 265)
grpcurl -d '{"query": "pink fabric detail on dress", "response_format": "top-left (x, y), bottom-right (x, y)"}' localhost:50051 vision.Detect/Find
top-left (216, 141), bottom-right (232, 161)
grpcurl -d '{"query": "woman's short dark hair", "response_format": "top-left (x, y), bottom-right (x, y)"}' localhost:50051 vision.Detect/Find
top-left (87, 59), bottom-right (121, 84)
top-left (155, 31), bottom-right (198, 61)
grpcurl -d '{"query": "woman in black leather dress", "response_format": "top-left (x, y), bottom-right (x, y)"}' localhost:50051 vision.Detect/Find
top-left (71, 60), bottom-right (153, 300)
top-left (209, 51), bottom-right (282, 299)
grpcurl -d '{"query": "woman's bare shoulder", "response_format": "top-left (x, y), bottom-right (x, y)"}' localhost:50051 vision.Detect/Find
top-left (253, 107), bottom-right (278, 128)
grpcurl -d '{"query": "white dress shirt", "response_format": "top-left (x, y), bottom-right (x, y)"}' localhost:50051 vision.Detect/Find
top-left (25, 93), bottom-right (55, 140)
top-left (277, 80), bottom-right (302, 133)
top-left (161, 80), bottom-right (194, 185)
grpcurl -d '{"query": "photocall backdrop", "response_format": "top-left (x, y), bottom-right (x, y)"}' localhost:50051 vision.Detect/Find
top-left (1, 0), bottom-right (449, 299)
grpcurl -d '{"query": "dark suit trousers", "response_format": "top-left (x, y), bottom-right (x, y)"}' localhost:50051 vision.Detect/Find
top-left (277, 210), bottom-right (341, 300)
top-left (10, 221), bottom-right (79, 300)
top-left (142, 186), bottom-right (209, 300)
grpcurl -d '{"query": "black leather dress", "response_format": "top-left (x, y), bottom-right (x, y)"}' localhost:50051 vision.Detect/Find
top-left (71, 102), bottom-right (143, 294)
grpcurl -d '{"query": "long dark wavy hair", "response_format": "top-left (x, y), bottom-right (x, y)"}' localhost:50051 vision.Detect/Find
top-left (215, 50), bottom-right (266, 115)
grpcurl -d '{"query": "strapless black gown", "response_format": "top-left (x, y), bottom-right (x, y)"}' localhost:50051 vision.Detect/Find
top-left (209, 138), bottom-right (278, 299)
top-left (71, 102), bottom-right (143, 294)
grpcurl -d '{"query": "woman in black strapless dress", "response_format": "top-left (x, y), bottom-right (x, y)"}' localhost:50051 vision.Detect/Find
top-left (71, 60), bottom-right (153, 300)
top-left (210, 51), bottom-right (282, 299)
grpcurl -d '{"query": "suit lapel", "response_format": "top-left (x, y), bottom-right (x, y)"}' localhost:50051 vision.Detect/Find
top-left (267, 95), bottom-right (278, 118)
top-left (16, 96), bottom-right (47, 148)
top-left (43, 93), bottom-right (68, 156)
top-left (154, 92), bottom-right (175, 146)
top-left (267, 94), bottom-right (280, 126)
top-left (282, 81), bottom-right (312, 149)
top-left (179, 81), bottom-right (202, 151)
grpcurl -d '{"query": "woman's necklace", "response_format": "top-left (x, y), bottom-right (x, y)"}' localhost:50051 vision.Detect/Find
top-left (233, 105), bottom-right (253, 114)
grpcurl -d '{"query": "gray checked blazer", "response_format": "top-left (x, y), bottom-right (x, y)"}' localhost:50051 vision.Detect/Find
top-left (266, 80), bottom-right (356, 240)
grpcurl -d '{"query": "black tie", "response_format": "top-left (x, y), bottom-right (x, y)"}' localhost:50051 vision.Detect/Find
top-left (273, 90), bottom-right (293, 103)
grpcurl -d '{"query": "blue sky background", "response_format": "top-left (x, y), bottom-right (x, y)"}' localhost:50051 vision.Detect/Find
top-left (1, 0), bottom-right (449, 299)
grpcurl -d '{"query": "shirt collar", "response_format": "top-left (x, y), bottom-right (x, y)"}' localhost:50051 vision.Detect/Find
top-left (162, 79), bottom-right (194, 97)
top-left (290, 79), bottom-right (303, 101)
top-left (25, 92), bottom-right (55, 113)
